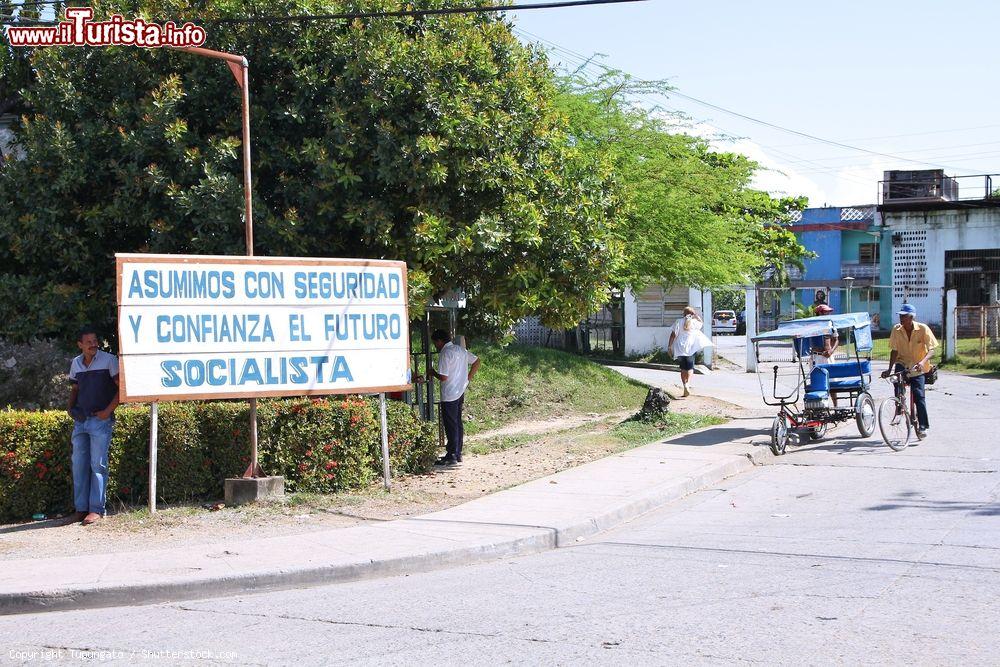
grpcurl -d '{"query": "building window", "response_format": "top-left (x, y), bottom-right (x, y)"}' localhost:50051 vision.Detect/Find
top-left (859, 243), bottom-right (880, 264)
top-left (636, 286), bottom-right (689, 327)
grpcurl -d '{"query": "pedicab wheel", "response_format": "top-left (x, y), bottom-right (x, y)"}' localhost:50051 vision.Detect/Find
top-left (878, 397), bottom-right (910, 451)
top-left (807, 421), bottom-right (828, 440)
top-left (770, 414), bottom-right (790, 455)
top-left (855, 392), bottom-right (876, 438)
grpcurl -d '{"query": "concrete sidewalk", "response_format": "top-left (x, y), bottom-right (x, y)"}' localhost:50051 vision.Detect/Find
top-left (0, 417), bottom-right (774, 616)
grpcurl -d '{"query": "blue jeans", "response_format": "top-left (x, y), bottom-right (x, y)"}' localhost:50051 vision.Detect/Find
top-left (441, 396), bottom-right (464, 459)
top-left (893, 363), bottom-right (929, 430)
top-left (71, 416), bottom-right (114, 514)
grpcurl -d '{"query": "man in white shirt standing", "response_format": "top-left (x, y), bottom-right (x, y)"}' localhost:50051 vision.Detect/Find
top-left (425, 329), bottom-right (480, 465)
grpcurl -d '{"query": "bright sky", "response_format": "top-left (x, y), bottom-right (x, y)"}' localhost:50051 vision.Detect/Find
top-left (514, 0), bottom-right (1000, 207)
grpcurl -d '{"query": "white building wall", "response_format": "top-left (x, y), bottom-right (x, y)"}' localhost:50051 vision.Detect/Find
top-left (0, 114), bottom-right (16, 159)
top-left (624, 286), bottom-right (707, 355)
top-left (883, 208), bottom-right (1000, 325)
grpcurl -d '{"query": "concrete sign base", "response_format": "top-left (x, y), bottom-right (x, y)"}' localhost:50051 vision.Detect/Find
top-left (224, 476), bottom-right (285, 506)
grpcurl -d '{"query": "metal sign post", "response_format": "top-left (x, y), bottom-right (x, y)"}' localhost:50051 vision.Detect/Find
top-left (379, 393), bottom-right (391, 491)
top-left (148, 402), bottom-right (159, 514)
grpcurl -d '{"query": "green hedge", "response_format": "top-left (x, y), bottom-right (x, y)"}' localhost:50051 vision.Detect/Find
top-left (0, 397), bottom-right (437, 523)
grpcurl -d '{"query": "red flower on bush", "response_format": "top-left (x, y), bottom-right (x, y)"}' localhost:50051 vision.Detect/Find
top-left (325, 473), bottom-right (335, 480)
top-left (324, 461), bottom-right (336, 471)
top-left (298, 463), bottom-right (309, 472)
top-left (120, 486), bottom-right (131, 495)
top-left (304, 449), bottom-right (313, 458)
top-left (323, 444), bottom-right (332, 454)
top-left (43, 449), bottom-right (53, 459)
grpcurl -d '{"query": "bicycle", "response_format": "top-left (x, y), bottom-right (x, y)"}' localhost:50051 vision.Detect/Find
top-left (877, 368), bottom-right (921, 451)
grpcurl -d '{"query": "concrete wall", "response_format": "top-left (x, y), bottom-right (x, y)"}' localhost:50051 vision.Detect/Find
top-left (799, 230), bottom-right (841, 280)
top-left (882, 207), bottom-right (1000, 325)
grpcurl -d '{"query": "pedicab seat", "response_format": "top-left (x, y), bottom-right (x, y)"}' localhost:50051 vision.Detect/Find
top-left (824, 360), bottom-right (871, 391)
top-left (805, 366), bottom-right (830, 403)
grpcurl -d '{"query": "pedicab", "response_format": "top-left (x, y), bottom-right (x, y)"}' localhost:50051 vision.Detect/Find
top-left (751, 312), bottom-right (877, 455)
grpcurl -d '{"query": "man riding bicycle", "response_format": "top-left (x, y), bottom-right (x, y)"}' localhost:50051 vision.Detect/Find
top-left (881, 304), bottom-right (938, 439)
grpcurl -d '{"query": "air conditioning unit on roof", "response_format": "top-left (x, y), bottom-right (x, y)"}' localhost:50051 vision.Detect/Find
top-left (882, 170), bottom-right (959, 202)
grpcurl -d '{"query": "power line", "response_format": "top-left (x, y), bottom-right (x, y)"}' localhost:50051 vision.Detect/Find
top-left (2, 0), bottom-right (646, 24)
top-left (516, 27), bottom-right (984, 173)
top-left (662, 89), bottom-right (973, 173)
top-left (216, 0), bottom-right (645, 23)
top-left (769, 123), bottom-right (1000, 149)
top-left (517, 28), bottom-right (877, 189)
top-left (515, 28), bottom-right (879, 195)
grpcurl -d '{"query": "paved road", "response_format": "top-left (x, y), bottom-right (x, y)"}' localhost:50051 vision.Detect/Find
top-left (2, 370), bottom-right (997, 665)
top-left (710, 333), bottom-right (747, 369)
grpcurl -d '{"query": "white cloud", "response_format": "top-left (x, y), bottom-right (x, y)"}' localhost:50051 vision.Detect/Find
top-left (660, 117), bottom-right (886, 207)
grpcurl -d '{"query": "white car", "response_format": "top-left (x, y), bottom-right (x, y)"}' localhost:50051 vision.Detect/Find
top-left (712, 310), bottom-right (737, 334)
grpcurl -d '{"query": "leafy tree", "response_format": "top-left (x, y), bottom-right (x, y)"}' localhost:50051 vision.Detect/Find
top-left (0, 1), bottom-right (40, 118)
top-left (554, 70), bottom-right (810, 292)
top-left (0, 0), bottom-right (621, 343)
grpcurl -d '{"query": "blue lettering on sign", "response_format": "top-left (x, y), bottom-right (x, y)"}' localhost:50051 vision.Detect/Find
top-left (292, 271), bottom-right (402, 300)
top-left (323, 313), bottom-right (402, 341)
top-left (161, 360), bottom-right (182, 387)
top-left (245, 271), bottom-right (285, 299)
top-left (157, 356), bottom-right (361, 388)
top-left (153, 314), bottom-right (276, 343)
top-left (128, 269), bottom-right (237, 300)
top-left (207, 359), bottom-right (227, 386)
top-left (331, 356), bottom-right (354, 382)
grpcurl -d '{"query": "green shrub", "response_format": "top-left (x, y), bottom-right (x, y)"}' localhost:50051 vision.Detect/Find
top-left (381, 399), bottom-right (439, 475)
top-left (0, 397), bottom-right (436, 523)
top-left (0, 338), bottom-right (71, 410)
top-left (0, 410), bottom-right (73, 520)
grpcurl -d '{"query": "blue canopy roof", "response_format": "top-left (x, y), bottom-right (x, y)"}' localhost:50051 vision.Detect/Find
top-left (751, 312), bottom-right (871, 342)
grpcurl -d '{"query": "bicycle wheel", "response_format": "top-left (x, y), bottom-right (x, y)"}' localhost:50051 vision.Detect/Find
top-left (878, 397), bottom-right (911, 451)
top-left (770, 414), bottom-right (790, 455)
top-left (855, 392), bottom-right (876, 437)
top-left (809, 422), bottom-right (828, 440)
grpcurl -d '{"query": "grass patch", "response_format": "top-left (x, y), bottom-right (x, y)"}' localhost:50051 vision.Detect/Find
top-left (466, 433), bottom-right (536, 456)
top-left (611, 413), bottom-right (727, 446)
top-left (467, 412), bottom-right (727, 458)
top-left (942, 338), bottom-right (1000, 375)
top-left (463, 345), bottom-right (648, 435)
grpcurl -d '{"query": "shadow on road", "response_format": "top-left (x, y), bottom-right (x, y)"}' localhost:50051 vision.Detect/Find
top-left (792, 436), bottom-right (888, 455)
top-left (865, 491), bottom-right (1000, 516)
top-left (664, 426), bottom-right (764, 447)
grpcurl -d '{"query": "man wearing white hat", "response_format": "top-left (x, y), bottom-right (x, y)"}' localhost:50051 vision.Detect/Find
top-left (881, 304), bottom-right (937, 439)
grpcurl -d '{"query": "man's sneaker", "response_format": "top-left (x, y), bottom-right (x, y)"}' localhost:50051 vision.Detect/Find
top-left (82, 512), bottom-right (102, 525)
top-left (435, 456), bottom-right (456, 466)
top-left (916, 428), bottom-right (927, 440)
top-left (455, 454), bottom-right (462, 463)
top-left (682, 385), bottom-right (690, 397)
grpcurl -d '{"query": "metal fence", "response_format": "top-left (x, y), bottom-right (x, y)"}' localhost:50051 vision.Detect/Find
top-left (512, 294), bottom-right (625, 356)
top-left (755, 285), bottom-right (946, 363)
top-left (954, 305), bottom-right (1000, 369)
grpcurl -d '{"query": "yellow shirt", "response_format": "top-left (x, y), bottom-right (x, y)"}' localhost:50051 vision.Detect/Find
top-left (888, 322), bottom-right (938, 373)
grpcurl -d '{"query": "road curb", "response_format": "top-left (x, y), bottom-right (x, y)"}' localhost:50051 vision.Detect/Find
top-left (591, 359), bottom-right (713, 375)
top-left (0, 444), bottom-right (765, 616)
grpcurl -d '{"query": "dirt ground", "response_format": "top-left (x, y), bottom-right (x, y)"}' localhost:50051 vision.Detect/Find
top-left (0, 390), bottom-right (747, 560)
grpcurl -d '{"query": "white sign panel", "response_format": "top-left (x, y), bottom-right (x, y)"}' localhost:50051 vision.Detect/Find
top-left (116, 254), bottom-right (410, 402)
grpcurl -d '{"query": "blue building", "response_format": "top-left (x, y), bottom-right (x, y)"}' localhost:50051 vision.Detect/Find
top-left (775, 205), bottom-right (892, 330)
